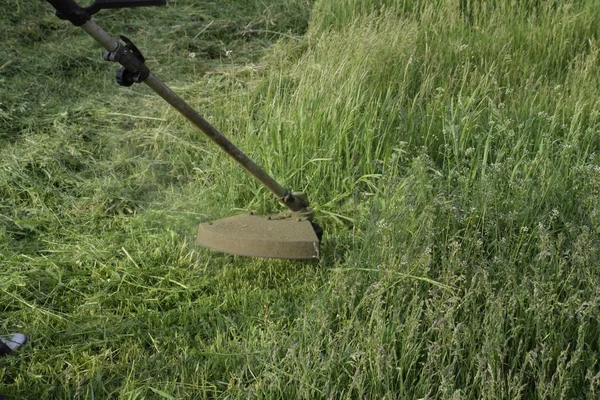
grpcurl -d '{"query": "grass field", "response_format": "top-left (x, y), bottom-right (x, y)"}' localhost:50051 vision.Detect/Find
top-left (2, 0), bottom-right (600, 398)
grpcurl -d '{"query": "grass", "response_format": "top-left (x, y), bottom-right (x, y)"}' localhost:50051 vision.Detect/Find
top-left (2, 0), bottom-right (600, 398)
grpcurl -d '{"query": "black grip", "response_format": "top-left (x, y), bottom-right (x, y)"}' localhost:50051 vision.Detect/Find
top-left (46, 0), bottom-right (166, 25)
top-left (92, 0), bottom-right (166, 9)
top-left (46, 0), bottom-right (81, 14)
top-left (46, 0), bottom-right (90, 26)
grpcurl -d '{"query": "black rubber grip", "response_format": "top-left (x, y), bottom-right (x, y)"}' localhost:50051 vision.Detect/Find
top-left (46, 0), bottom-right (81, 14)
top-left (46, 0), bottom-right (90, 26)
top-left (92, 0), bottom-right (167, 8)
top-left (46, 0), bottom-right (166, 25)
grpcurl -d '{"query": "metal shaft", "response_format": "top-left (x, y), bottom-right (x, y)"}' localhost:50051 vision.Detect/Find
top-left (80, 20), bottom-right (300, 210)
top-left (142, 74), bottom-right (289, 201)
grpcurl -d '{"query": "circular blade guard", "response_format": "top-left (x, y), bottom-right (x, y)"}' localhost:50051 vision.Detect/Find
top-left (196, 213), bottom-right (320, 260)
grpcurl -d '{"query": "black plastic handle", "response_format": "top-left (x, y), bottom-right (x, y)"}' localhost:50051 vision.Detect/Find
top-left (46, 0), bottom-right (79, 14)
top-left (46, 0), bottom-right (166, 26)
top-left (91, 0), bottom-right (166, 9)
top-left (46, 0), bottom-right (90, 25)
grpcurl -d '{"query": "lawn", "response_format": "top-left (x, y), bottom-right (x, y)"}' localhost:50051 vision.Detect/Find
top-left (1, 0), bottom-right (600, 398)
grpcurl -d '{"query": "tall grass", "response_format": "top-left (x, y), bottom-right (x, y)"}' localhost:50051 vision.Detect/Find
top-left (2, 0), bottom-right (600, 398)
top-left (210, 0), bottom-right (600, 397)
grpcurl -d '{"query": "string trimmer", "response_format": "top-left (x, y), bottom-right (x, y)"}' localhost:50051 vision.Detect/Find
top-left (46, 0), bottom-right (322, 259)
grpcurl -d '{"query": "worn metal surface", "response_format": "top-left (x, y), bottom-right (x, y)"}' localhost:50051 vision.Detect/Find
top-left (196, 214), bottom-right (320, 259)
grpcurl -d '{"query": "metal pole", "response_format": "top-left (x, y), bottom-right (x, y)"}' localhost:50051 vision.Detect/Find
top-left (79, 20), bottom-right (309, 212)
top-left (142, 73), bottom-right (289, 201)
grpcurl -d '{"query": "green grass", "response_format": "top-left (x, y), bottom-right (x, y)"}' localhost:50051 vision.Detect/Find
top-left (2, 0), bottom-right (600, 398)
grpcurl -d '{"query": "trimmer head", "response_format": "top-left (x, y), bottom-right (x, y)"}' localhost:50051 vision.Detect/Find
top-left (196, 213), bottom-right (321, 259)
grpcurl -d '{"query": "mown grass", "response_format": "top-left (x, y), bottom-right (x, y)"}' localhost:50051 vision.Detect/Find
top-left (2, 0), bottom-right (600, 398)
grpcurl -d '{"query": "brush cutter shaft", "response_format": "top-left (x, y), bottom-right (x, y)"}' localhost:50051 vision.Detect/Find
top-left (79, 20), bottom-right (306, 211)
top-left (81, 20), bottom-right (118, 50)
top-left (143, 73), bottom-right (290, 201)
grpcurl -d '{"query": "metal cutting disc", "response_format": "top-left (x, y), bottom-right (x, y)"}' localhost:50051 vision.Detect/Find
top-left (196, 213), bottom-right (320, 259)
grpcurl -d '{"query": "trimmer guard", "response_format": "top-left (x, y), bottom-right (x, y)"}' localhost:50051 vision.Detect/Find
top-left (196, 214), bottom-right (320, 259)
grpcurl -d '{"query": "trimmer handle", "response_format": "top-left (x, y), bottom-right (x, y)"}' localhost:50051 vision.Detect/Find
top-left (46, 0), bottom-right (166, 26)
top-left (87, 0), bottom-right (167, 12)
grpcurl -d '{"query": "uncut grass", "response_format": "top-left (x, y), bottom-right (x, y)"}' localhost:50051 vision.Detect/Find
top-left (2, 0), bottom-right (600, 399)
top-left (218, 3), bottom-right (600, 397)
